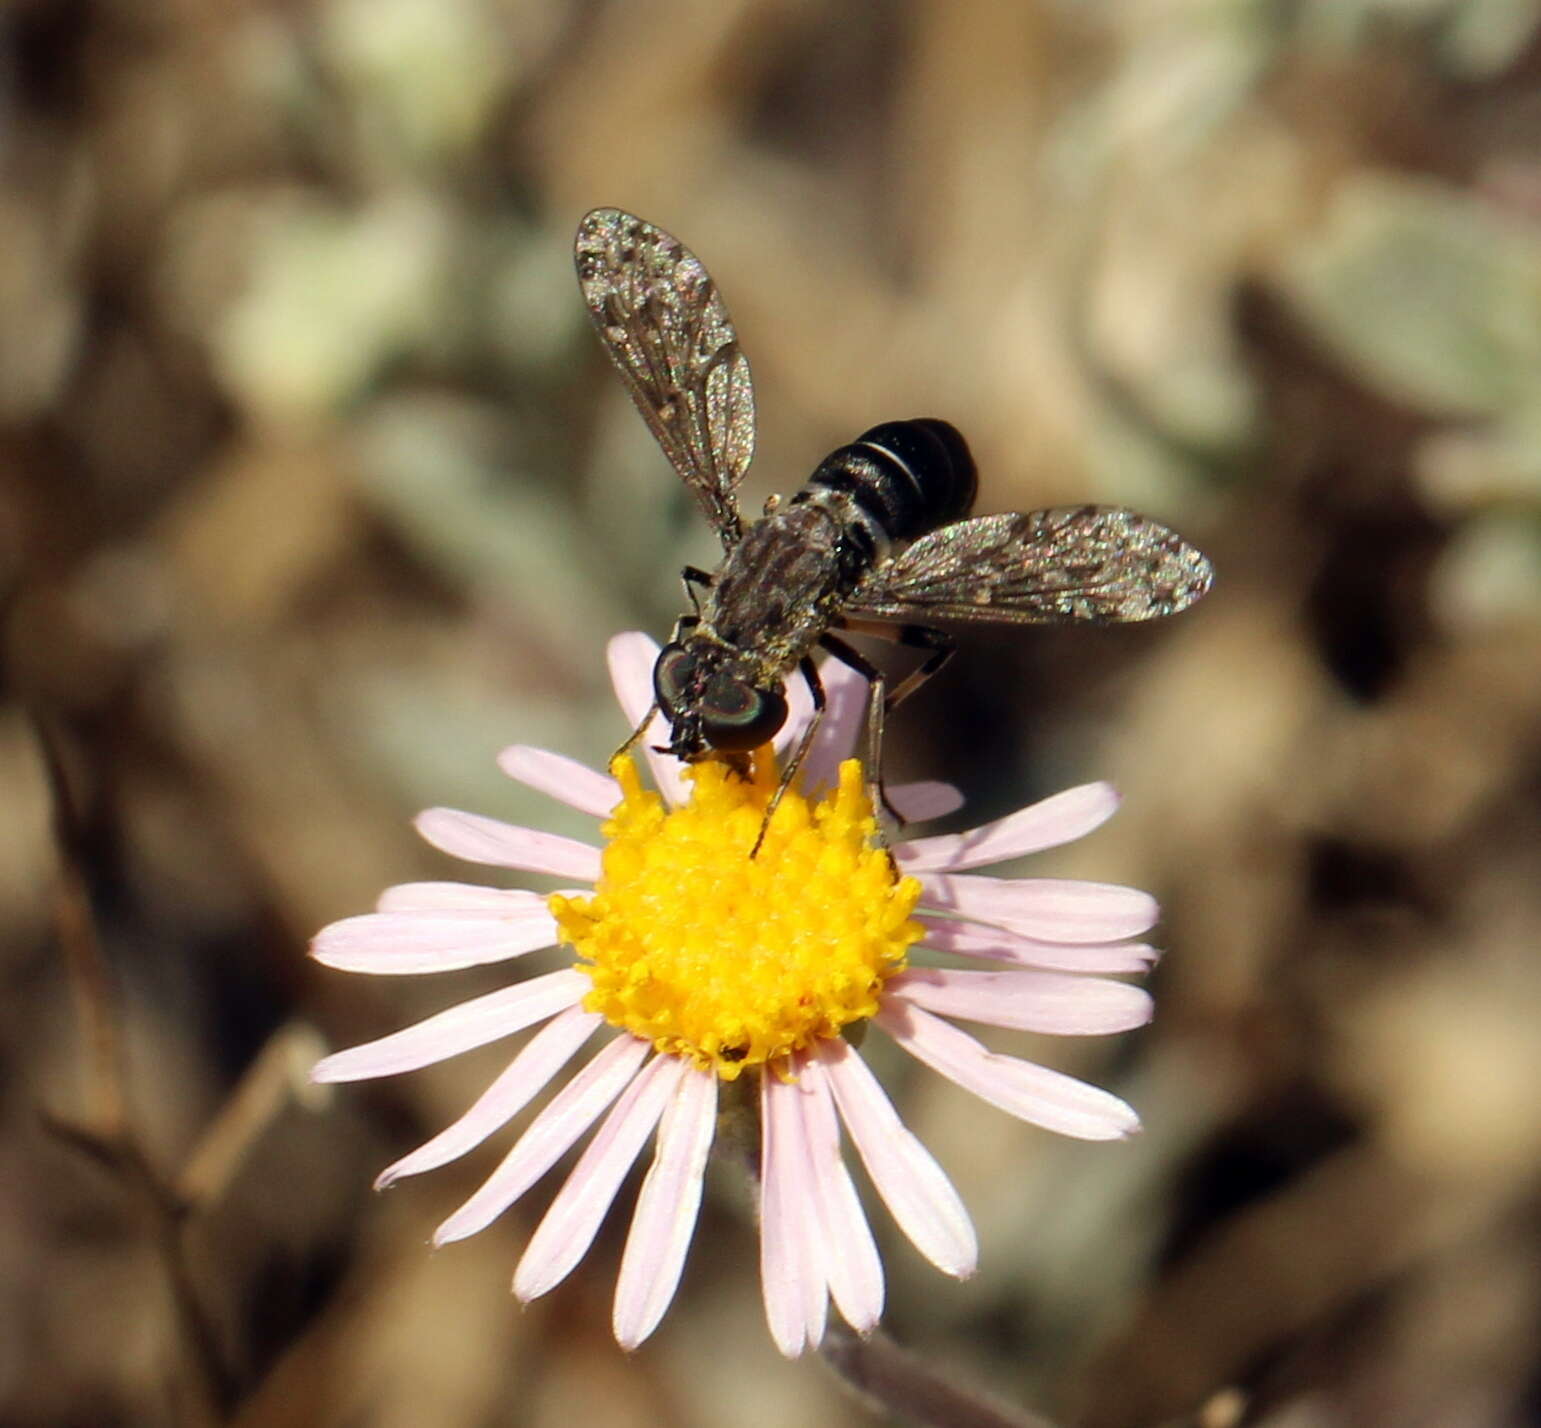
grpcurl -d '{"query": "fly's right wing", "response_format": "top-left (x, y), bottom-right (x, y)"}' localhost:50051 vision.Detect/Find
top-left (847, 506), bottom-right (1213, 624)
top-left (575, 209), bottom-right (755, 547)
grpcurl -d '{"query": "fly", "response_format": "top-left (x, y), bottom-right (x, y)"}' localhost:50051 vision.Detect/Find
top-left (574, 208), bottom-right (1214, 851)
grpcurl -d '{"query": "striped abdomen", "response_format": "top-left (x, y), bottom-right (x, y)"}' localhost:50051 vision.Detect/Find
top-left (792, 418), bottom-right (977, 564)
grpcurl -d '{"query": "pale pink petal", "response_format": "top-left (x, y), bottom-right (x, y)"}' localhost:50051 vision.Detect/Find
top-left (514, 1055), bottom-right (687, 1302)
top-left (887, 780), bottom-right (965, 822)
top-left (760, 1069), bottom-right (825, 1357)
top-left (787, 1094), bottom-right (829, 1352)
top-left (795, 656), bottom-right (869, 794)
top-left (814, 1038), bottom-right (976, 1278)
top-left (921, 873), bottom-right (1158, 943)
top-left (918, 916), bottom-right (1160, 973)
top-left (897, 782), bottom-right (1120, 872)
top-left (607, 628), bottom-right (660, 714)
top-left (799, 1057), bottom-right (883, 1334)
top-left (497, 744), bottom-right (620, 819)
top-left (375, 1005), bottom-right (602, 1187)
top-left (890, 967), bottom-right (1154, 1036)
top-left (612, 1067), bottom-right (718, 1350)
top-left (310, 968), bottom-right (587, 1082)
top-left (755, 1090), bottom-right (801, 1355)
top-left (773, 662), bottom-right (817, 758)
top-left (606, 631), bottom-right (690, 806)
top-left (414, 808), bottom-right (601, 881)
top-left (780, 1075), bottom-right (833, 1351)
top-left (758, 1078), bottom-right (802, 1356)
top-left (878, 1001), bottom-right (1141, 1141)
top-left (311, 906), bottom-right (558, 975)
top-left (434, 1034), bottom-right (650, 1245)
top-left (376, 881), bottom-right (548, 913)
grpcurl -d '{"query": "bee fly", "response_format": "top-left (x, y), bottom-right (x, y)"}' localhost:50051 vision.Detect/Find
top-left (574, 208), bottom-right (1213, 851)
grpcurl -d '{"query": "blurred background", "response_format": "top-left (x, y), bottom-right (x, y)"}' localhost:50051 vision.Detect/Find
top-left (4, 1), bottom-right (1541, 1424)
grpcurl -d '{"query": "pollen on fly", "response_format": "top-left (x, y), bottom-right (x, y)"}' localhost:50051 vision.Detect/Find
top-left (574, 208), bottom-right (1214, 851)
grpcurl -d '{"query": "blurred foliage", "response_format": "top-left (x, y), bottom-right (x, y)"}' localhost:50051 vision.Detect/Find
top-left (4, 2), bottom-right (1541, 1426)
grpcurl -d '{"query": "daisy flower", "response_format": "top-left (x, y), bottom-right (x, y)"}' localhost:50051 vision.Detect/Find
top-left (311, 632), bottom-right (1158, 1357)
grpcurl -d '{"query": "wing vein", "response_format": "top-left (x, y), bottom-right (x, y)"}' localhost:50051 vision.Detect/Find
top-left (575, 209), bottom-right (754, 547)
top-left (848, 507), bottom-right (1213, 626)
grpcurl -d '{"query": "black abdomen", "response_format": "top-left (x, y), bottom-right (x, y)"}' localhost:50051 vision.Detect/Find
top-left (794, 418), bottom-right (977, 549)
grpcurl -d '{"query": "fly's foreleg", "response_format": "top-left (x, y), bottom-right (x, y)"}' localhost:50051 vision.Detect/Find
top-left (610, 614), bottom-right (700, 767)
top-left (680, 566), bottom-right (713, 614)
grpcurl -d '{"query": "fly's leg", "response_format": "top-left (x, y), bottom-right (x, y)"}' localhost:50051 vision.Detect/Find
top-left (816, 633), bottom-right (899, 839)
top-left (835, 618), bottom-right (956, 713)
top-left (750, 655), bottom-right (824, 859)
top-left (610, 615), bottom-right (699, 767)
top-left (611, 704), bottom-right (657, 770)
top-left (680, 565), bottom-right (713, 615)
top-left (820, 622), bottom-right (956, 833)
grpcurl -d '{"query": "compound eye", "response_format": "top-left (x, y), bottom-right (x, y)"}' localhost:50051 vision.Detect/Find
top-left (701, 677), bottom-right (788, 752)
top-left (653, 643), bottom-right (698, 716)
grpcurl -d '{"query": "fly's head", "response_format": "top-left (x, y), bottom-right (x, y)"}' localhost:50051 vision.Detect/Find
top-left (652, 636), bottom-right (788, 760)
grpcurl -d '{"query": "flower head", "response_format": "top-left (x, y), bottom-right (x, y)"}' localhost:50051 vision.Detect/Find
top-left (555, 752), bottom-right (921, 1078)
top-left (311, 633), bottom-right (1158, 1356)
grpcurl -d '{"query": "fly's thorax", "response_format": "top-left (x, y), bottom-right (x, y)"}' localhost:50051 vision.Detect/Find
top-left (701, 502), bottom-right (852, 658)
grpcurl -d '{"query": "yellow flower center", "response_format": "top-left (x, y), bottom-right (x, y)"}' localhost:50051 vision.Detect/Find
top-left (549, 752), bottom-right (922, 1080)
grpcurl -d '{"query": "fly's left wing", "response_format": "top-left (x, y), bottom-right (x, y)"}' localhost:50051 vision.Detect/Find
top-left (574, 209), bottom-right (754, 547)
top-left (846, 506), bottom-right (1213, 624)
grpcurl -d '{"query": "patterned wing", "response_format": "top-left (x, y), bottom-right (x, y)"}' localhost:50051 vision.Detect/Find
top-left (574, 208), bottom-right (754, 546)
top-left (847, 506), bottom-right (1213, 624)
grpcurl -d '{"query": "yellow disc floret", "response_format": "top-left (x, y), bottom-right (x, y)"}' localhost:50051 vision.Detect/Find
top-left (549, 752), bottom-right (922, 1080)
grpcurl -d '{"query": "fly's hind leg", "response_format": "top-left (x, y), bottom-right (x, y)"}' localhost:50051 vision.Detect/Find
top-left (820, 621), bottom-right (956, 833)
top-left (816, 633), bottom-right (900, 839)
top-left (836, 617), bottom-right (956, 714)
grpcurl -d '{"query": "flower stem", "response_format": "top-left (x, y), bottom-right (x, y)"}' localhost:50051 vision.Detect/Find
top-left (820, 1321), bottom-right (1066, 1428)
